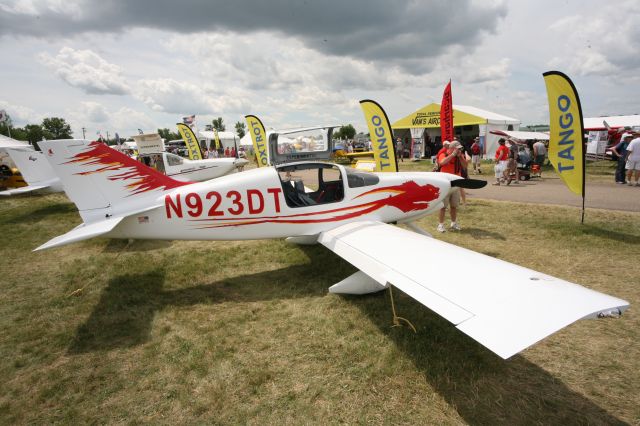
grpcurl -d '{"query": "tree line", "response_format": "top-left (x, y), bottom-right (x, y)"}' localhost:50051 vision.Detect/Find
top-left (1, 115), bottom-right (73, 147)
top-left (1, 113), bottom-right (357, 147)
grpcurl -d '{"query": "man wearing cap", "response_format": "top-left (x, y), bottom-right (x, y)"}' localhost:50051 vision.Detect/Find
top-left (624, 132), bottom-right (640, 186)
top-left (611, 133), bottom-right (633, 184)
top-left (436, 140), bottom-right (467, 232)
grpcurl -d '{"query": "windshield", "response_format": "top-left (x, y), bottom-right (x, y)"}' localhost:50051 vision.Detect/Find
top-left (166, 153), bottom-right (184, 166)
top-left (344, 167), bottom-right (379, 188)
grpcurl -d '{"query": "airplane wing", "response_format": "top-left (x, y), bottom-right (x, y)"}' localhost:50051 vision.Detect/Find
top-left (318, 221), bottom-right (629, 359)
top-left (0, 184), bottom-right (50, 196)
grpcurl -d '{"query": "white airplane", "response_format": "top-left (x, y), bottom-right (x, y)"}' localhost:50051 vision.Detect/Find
top-left (137, 151), bottom-right (247, 182)
top-left (35, 139), bottom-right (628, 360)
top-left (0, 147), bottom-right (63, 195)
top-left (131, 132), bottom-right (248, 182)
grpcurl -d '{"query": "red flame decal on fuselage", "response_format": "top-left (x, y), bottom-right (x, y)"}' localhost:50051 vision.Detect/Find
top-left (192, 180), bottom-right (440, 229)
top-left (65, 141), bottom-right (190, 195)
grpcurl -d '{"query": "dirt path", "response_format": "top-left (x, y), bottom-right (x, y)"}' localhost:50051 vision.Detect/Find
top-left (464, 175), bottom-right (640, 212)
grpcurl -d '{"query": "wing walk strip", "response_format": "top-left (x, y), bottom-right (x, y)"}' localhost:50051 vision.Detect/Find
top-left (319, 221), bottom-right (629, 359)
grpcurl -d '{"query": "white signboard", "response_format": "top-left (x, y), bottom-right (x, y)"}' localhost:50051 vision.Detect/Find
top-left (586, 131), bottom-right (608, 155)
top-left (132, 133), bottom-right (165, 155)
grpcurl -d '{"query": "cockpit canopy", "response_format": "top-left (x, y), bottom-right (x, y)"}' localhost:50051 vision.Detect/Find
top-left (275, 163), bottom-right (379, 208)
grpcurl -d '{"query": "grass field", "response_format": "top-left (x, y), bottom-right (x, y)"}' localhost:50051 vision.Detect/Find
top-left (0, 193), bottom-right (638, 424)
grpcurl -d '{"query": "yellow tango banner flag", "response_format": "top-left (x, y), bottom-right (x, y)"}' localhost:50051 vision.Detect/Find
top-left (359, 99), bottom-right (398, 172)
top-left (213, 129), bottom-right (222, 150)
top-left (176, 123), bottom-right (203, 161)
top-left (543, 71), bottom-right (585, 197)
top-left (245, 115), bottom-right (269, 167)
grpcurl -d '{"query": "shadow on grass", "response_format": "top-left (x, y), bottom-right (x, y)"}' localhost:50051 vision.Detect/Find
top-left (102, 239), bottom-right (174, 253)
top-left (580, 224), bottom-right (640, 245)
top-left (1, 201), bottom-right (76, 224)
top-left (67, 243), bottom-right (624, 424)
top-left (68, 247), bottom-right (342, 354)
top-left (351, 292), bottom-right (626, 425)
top-left (463, 227), bottom-right (506, 241)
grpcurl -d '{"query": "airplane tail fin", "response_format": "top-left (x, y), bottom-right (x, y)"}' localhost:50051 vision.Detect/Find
top-left (5, 147), bottom-right (58, 187)
top-left (39, 140), bottom-right (190, 223)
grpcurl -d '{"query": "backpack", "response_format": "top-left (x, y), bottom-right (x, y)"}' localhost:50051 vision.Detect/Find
top-left (471, 142), bottom-right (480, 155)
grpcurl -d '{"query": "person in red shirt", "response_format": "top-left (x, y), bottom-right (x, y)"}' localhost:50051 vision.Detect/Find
top-left (493, 138), bottom-right (509, 185)
top-left (436, 140), bottom-right (467, 232)
top-left (224, 146), bottom-right (230, 157)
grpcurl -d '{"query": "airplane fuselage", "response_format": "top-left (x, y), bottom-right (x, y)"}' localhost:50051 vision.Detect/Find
top-left (108, 163), bottom-right (455, 241)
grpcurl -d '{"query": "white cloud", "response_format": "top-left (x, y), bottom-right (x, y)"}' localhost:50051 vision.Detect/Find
top-left (134, 78), bottom-right (214, 114)
top-left (38, 47), bottom-right (130, 95)
top-left (547, 2), bottom-right (640, 78)
top-left (81, 101), bottom-right (109, 122)
top-left (0, 99), bottom-right (43, 125)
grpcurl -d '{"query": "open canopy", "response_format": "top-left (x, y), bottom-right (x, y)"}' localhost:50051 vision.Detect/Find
top-left (391, 103), bottom-right (519, 129)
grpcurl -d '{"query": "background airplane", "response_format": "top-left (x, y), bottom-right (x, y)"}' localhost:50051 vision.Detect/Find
top-left (34, 138), bottom-right (629, 360)
top-left (0, 147), bottom-right (63, 195)
top-left (132, 132), bottom-right (248, 182)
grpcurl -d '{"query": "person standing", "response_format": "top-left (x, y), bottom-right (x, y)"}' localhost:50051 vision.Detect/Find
top-left (504, 140), bottom-right (520, 184)
top-left (436, 140), bottom-right (467, 232)
top-left (625, 133), bottom-right (640, 186)
top-left (493, 138), bottom-right (510, 185)
top-left (395, 138), bottom-right (404, 162)
top-left (533, 140), bottom-right (547, 166)
top-left (611, 133), bottom-right (632, 184)
top-left (470, 137), bottom-right (482, 174)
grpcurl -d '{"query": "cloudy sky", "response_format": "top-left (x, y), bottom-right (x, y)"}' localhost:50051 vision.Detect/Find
top-left (1, 0), bottom-right (639, 138)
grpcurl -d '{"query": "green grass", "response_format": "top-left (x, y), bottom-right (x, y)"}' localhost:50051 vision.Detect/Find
top-left (0, 194), bottom-right (638, 424)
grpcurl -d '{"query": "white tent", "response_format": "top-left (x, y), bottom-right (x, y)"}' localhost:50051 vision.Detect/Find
top-left (0, 135), bottom-right (32, 167)
top-left (584, 114), bottom-right (640, 130)
top-left (454, 105), bottom-right (520, 157)
top-left (392, 103), bottom-right (521, 157)
top-left (0, 134), bottom-right (30, 149)
top-left (198, 130), bottom-right (239, 150)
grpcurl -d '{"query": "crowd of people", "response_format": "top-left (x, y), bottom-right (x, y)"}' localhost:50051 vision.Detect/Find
top-left (611, 132), bottom-right (640, 186)
top-left (433, 135), bottom-right (549, 233)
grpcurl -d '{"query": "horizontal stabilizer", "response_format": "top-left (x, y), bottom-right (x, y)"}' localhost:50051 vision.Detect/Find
top-left (319, 221), bottom-right (629, 359)
top-left (451, 178), bottom-right (487, 189)
top-left (35, 217), bottom-right (124, 251)
top-left (0, 185), bottom-right (49, 196)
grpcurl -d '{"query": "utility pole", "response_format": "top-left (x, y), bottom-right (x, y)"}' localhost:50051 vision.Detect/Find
top-left (82, 127), bottom-right (86, 139)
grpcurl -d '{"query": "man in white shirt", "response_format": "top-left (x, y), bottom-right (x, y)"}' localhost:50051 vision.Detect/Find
top-left (625, 134), bottom-right (640, 186)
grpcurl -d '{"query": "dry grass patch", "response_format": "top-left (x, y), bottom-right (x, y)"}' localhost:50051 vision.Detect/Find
top-left (0, 193), bottom-right (638, 424)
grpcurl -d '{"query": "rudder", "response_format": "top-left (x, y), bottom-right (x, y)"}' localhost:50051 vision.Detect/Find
top-left (39, 140), bottom-right (191, 223)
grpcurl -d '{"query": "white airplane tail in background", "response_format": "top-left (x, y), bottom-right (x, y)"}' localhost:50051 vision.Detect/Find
top-left (38, 140), bottom-right (191, 223)
top-left (0, 148), bottom-right (63, 195)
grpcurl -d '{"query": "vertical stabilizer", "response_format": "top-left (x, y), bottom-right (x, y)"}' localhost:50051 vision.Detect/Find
top-left (39, 140), bottom-right (190, 223)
